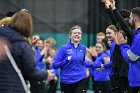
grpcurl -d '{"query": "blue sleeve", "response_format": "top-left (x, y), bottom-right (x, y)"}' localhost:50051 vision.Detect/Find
top-left (119, 43), bottom-right (133, 63)
top-left (36, 51), bottom-right (44, 62)
top-left (119, 35), bottom-right (140, 62)
top-left (54, 69), bottom-right (59, 75)
top-left (34, 47), bottom-right (44, 62)
top-left (103, 61), bottom-right (112, 68)
top-left (53, 46), bottom-right (69, 69)
top-left (130, 36), bottom-right (140, 56)
top-left (100, 54), bottom-right (112, 68)
top-left (85, 61), bottom-right (101, 68)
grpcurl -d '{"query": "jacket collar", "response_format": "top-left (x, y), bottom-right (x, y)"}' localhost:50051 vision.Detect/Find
top-left (98, 52), bottom-right (104, 57)
top-left (135, 27), bottom-right (140, 35)
top-left (68, 41), bottom-right (80, 48)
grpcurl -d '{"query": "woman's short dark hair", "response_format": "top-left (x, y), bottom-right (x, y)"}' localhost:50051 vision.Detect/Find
top-left (131, 7), bottom-right (140, 19)
top-left (119, 9), bottom-right (130, 19)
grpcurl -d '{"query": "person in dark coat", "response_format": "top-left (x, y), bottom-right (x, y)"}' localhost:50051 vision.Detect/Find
top-left (101, 0), bottom-right (133, 93)
top-left (0, 9), bottom-right (54, 93)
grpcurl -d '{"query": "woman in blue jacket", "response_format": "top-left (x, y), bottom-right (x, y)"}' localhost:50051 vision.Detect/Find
top-left (53, 25), bottom-right (87, 93)
top-left (87, 42), bottom-right (111, 93)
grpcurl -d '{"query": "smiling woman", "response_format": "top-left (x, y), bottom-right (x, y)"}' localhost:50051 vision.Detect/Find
top-left (53, 25), bottom-right (87, 93)
top-left (69, 25), bottom-right (82, 46)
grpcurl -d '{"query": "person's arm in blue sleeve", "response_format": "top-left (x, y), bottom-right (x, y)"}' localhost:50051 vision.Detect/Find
top-left (36, 52), bottom-right (44, 62)
top-left (53, 46), bottom-right (69, 69)
top-left (85, 61), bottom-right (101, 68)
top-left (103, 61), bottom-right (112, 68)
top-left (119, 43), bottom-right (134, 63)
top-left (102, 55), bottom-right (112, 68)
top-left (120, 36), bottom-right (140, 63)
top-left (34, 47), bottom-right (44, 62)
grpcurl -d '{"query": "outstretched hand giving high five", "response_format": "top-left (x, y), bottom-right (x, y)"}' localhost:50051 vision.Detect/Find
top-left (101, 0), bottom-right (111, 9)
top-left (101, 0), bottom-right (116, 10)
top-left (109, 0), bottom-right (116, 10)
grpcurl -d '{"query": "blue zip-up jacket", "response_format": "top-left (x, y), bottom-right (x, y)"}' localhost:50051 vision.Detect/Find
top-left (90, 52), bottom-right (110, 81)
top-left (85, 59), bottom-right (101, 68)
top-left (104, 50), bottom-right (113, 76)
top-left (35, 47), bottom-right (46, 70)
top-left (104, 41), bottom-right (129, 78)
top-left (109, 41), bottom-right (116, 68)
top-left (103, 42), bottom-right (115, 75)
top-left (105, 50), bottom-right (111, 56)
top-left (119, 28), bottom-right (140, 87)
top-left (85, 56), bottom-right (102, 77)
top-left (53, 42), bottom-right (86, 84)
top-left (88, 56), bottom-right (99, 77)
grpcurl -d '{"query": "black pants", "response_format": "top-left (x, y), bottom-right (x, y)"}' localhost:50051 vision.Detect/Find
top-left (30, 81), bottom-right (46, 93)
top-left (131, 87), bottom-right (140, 93)
top-left (110, 75), bottom-right (130, 93)
top-left (94, 81), bottom-right (111, 93)
top-left (61, 79), bottom-right (87, 93)
top-left (48, 80), bottom-right (58, 93)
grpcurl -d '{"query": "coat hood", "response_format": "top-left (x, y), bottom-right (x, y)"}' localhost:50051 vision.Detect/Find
top-left (0, 26), bottom-right (26, 43)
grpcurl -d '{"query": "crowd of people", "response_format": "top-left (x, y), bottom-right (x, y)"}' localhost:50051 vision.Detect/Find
top-left (0, 0), bottom-right (140, 93)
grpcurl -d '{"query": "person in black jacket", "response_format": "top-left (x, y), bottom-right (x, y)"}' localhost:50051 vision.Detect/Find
top-left (101, 0), bottom-right (134, 44)
top-left (101, 0), bottom-right (133, 93)
top-left (0, 9), bottom-right (54, 93)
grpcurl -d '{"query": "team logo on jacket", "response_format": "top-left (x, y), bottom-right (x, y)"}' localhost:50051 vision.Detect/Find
top-left (80, 49), bottom-right (83, 52)
top-left (67, 49), bottom-right (73, 54)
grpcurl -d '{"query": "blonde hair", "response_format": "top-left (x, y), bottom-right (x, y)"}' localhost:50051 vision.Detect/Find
top-left (69, 25), bottom-right (82, 35)
top-left (97, 32), bottom-right (105, 37)
top-left (107, 25), bottom-right (118, 33)
top-left (0, 17), bottom-right (11, 26)
top-left (46, 37), bottom-right (56, 46)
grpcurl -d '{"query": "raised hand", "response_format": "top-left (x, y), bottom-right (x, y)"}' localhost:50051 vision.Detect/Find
top-left (47, 70), bottom-right (55, 81)
top-left (101, 0), bottom-right (111, 9)
top-left (67, 56), bottom-right (72, 61)
top-left (88, 47), bottom-right (98, 57)
top-left (103, 57), bottom-right (110, 63)
top-left (117, 32), bottom-right (127, 45)
top-left (31, 35), bottom-right (40, 45)
top-left (46, 56), bottom-right (53, 64)
top-left (109, 0), bottom-right (116, 10)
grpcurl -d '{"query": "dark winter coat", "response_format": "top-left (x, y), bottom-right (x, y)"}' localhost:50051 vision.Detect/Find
top-left (0, 26), bottom-right (47, 93)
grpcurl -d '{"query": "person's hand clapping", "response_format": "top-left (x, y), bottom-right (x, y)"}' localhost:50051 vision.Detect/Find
top-left (117, 32), bottom-right (127, 45)
top-left (47, 70), bottom-right (55, 82)
top-left (101, 0), bottom-right (111, 9)
top-left (103, 57), bottom-right (110, 64)
top-left (67, 56), bottom-right (72, 61)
